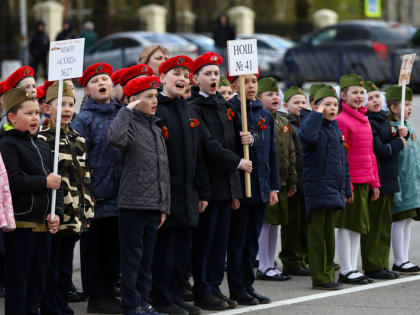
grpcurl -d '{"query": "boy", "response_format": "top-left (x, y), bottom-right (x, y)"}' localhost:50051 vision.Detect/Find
top-left (188, 52), bottom-right (253, 311)
top-left (71, 63), bottom-right (123, 313)
top-left (108, 75), bottom-right (169, 315)
top-left (38, 82), bottom-right (95, 314)
top-left (279, 86), bottom-right (310, 276)
top-left (257, 77), bottom-right (295, 281)
top-left (217, 76), bottom-right (233, 102)
top-left (227, 72), bottom-right (280, 305)
top-left (300, 85), bottom-right (352, 290)
top-left (151, 56), bottom-right (211, 315)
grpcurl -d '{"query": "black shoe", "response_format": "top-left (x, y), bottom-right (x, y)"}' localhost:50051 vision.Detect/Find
top-left (68, 285), bottom-right (88, 303)
top-left (284, 267), bottom-right (311, 276)
top-left (176, 301), bottom-right (202, 315)
top-left (365, 269), bottom-right (395, 280)
top-left (0, 285), bottom-right (5, 298)
top-left (154, 303), bottom-right (188, 315)
top-left (247, 290), bottom-right (271, 304)
top-left (213, 292), bottom-right (238, 309)
top-left (184, 279), bottom-right (193, 291)
top-left (230, 291), bottom-right (259, 306)
top-left (194, 294), bottom-right (228, 310)
top-left (182, 286), bottom-right (194, 302)
top-left (392, 262), bottom-right (420, 275)
top-left (256, 268), bottom-right (292, 281)
top-left (87, 297), bottom-right (122, 314)
top-left (312, 282), bottom-right (343, 290)
top-left (338, 271), bottom-right (369, 285)
top-left (134, 304), bottom-right (165, 315)
top-left (383, 269), bottom-right (400, 279)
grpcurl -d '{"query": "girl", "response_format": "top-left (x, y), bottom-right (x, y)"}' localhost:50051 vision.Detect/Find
top-left (386, 85), bottom-right (420, 275)
top-left (5, 66), bottom-right (37, 97)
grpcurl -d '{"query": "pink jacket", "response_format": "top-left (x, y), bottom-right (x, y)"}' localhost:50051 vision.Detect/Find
top-left (0, 153), bottom-right (15, 231)
top-left (336, 102), bottom-right (380, 188)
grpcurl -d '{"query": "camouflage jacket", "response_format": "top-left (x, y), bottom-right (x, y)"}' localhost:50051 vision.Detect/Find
top-left (38, 121), bottom-right (95, 234)
top-left (273, 111), bottom-right (297, 190)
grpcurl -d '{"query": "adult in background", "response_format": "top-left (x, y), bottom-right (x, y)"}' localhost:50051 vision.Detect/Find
top-left (80, 21), bottom-right (98, 51)
top-left (29, 21), bottom-right (49, 79)
top-left (212, 14), bottom-right (235, 72)
top-left (138, 45), bottom-right (169, 77)
top-left (56, 20), bottom-right (78, 41)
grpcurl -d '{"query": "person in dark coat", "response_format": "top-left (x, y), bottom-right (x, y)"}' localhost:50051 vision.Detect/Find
top-left (299, 85), bottom-right (352, 290)
top-left (212, 15), bottom-right (235, 73)
top-left (188, 52), bottom-right (253, 311)
top-left (361, 81), bottom-right (405, 280)
top-left (226, 73), bottom-right (280, 306)
top-left (71, 63), bottom-right (122, 314)
top-left (56, 20), bottom-right (77, 41)
top-left (151, 55), bottom-right (211, 315)
top-left (29, 21), bottom-right (49, 78)
top-left (80, 21), bottom-right (98, 50)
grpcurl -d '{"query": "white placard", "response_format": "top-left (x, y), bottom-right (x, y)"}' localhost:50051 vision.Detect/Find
top-left (48, 38), bottom-right (85, 81)
top-left (399, 53), bottom-right (416, 86)
top-left (227, 39), bottom-right (258, 76)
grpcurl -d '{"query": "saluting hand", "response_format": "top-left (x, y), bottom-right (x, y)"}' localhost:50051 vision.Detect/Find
top-left (240, 131), bottom-right (253, 145)
top-left (316, 102), bottom-right (325, 114)
top-left (127, 98), bottom-right (142, 110)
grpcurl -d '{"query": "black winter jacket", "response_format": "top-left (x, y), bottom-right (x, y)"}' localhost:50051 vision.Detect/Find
top-left (367, 110), bottom-right (404, 195)
top-left (108, 107), bottom-right (171, 214)
top-left (0, 127), bottom-right (64, 224)
top-left (188, 89), bottom-right (243, 201)
top-left (156, 93), bottom-right (211, 227)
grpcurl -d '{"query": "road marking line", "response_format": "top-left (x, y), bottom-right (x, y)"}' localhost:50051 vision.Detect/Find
top-left (213, 275), bottom-right (420, 314)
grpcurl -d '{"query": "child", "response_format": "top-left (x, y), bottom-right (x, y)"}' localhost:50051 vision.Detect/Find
top-left (335, 73), bottom-right (380, 285)
top-left (38, 82), bottom-right (95, 314)
top-left (300, 85), bottom-right (352, 290)
top-left (151, 55), bottom-right (211, 315)
top-left (280, 86), bottom-right (310, 276)
top-left (360, 81), bottom-right (405, 280)
top-left (108, 75), bottom-right (169, 315)
top-left (188, 52), bottom-right (253, 311)
top-left (0, 87), bottom-right (63, 315)
top-left (227, 71), bottom-right (280, 306)
top-left (5, 66), bottom-right (37, 98)
top-left (71, 63), bottom-right (123, 314)
top-left (386, 85), bottom-right (420, 275)
top-left (218, 76), bottom-right (233, 102)
top-left (256, 77), bottom-right (295, 281)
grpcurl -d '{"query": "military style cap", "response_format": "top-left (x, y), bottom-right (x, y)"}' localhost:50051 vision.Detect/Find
top-left (46, 82), bottom-right (75, 104)
top-left (219, 76), bottom-right (231, 87)
top-left (385, 85), bottom-right (413, 102)
top-left (284, 86), bottom-right (305, 103)
top-left (313, 85), bottom-right (338, 104)
top-left (363, 81), bottom-right (379, 93)
top-left (4, 87), bottom-right (36, 113)
top-left (258, 77), bottom-right (279, 93)
top-left (340, 73), bottom-right (364, 89)
top-left (309, 83), bottom-right (326, 101)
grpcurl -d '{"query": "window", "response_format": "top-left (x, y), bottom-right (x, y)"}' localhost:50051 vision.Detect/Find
top-left (89, 39), bottom-right (118, 53)
top-left (311, 28), bottom-right (337, 46)
top-left (115, 38), bottom-right (140, 49)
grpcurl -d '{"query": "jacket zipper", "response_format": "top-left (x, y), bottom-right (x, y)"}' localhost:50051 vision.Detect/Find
top-left (31, 138), bottom-right (50, 223)
top-left (321, 142), bottom-right (330, 175)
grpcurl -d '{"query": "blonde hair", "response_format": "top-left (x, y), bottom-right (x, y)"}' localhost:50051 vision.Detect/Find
top-left (138, 45), bottom-right (169, 65)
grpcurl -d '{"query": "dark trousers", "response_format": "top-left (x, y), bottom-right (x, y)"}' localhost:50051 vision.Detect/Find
top-left (192, 200), bottom-right (232, 297)
top-left (80, 216), bottom-right (119, 298)
top-left (152, 226), bottom-right (193, 307)
top-left (227, 203), bottom-right (266, 294)
top-left (119, 209), bottom-right (160, 313)
top-left (4, 228), bottom-right (52, 315)
top-left (40, 234), bottom-right (79, 315)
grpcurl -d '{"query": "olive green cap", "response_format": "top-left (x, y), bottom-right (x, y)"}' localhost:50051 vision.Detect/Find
top-left (340, 73), bottom-right (364, 89)
top-left (385, 85), bottom-right (413, 102)
top-left (46, 81), bottom-right (75, 104)
top-left (219, 76), bottom-right (231, 87)
top-left (309, 84), bottom-right (326, 101)
top-left (4, 87), bottom-right (36, 113)
top-left (363, 81), bottom-right (379, 93)
top-left (258, 77), bottom-right (279, 94)
top-left (313, 85), bottom-right (338, 104)
top-left (284, 86), bottom-right (305, 103)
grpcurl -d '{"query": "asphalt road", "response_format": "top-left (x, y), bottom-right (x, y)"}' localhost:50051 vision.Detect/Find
top-left (3, 88), bottom-right (420, 314)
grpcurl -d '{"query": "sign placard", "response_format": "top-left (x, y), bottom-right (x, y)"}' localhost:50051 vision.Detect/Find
top-left (399, 53), bottom-right (416, 86)
top-left (48, 38), bottom-right (85, 81)
top-left (227, 39), bottom-right (258, 76)
top-left (365, 0), bottom-right (382, 18)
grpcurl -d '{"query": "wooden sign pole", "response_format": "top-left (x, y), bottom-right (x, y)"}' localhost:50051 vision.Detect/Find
top-left (239, 75), bottom-right (251, 198)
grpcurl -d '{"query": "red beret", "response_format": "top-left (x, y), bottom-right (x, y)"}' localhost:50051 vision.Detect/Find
top-left (5, 66), bottom-right (34, 90)
top-left (43, 80), bottom-right (54, 91)
top-left (119, 64), bottom-right (153, 87)
top-left (36, 85), bottom-right (46, 100)
top-left (0, 81), bottom-right (8, 96)
top-left (78, 63), bottom-right (113, 87)
top-left (123, 76), bottom-right (160, 98)
top-left (111, 68), bottom-right (127, 85)
top-left (193, 52), bottom-right (223, 74)
top-left (226, 68), bottom-right (261, 83)
top-left (159, 55), bottom-right (193, 75)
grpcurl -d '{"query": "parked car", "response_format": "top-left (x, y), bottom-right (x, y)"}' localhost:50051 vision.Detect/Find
top-left (237, 33), bottom-right (294, 79)
top-left (283, 20), bottom-right (420, 87)
top-left (83, 32), bottom-right (199, 70)
top-left (177, 33), bottom-right (215, 54)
